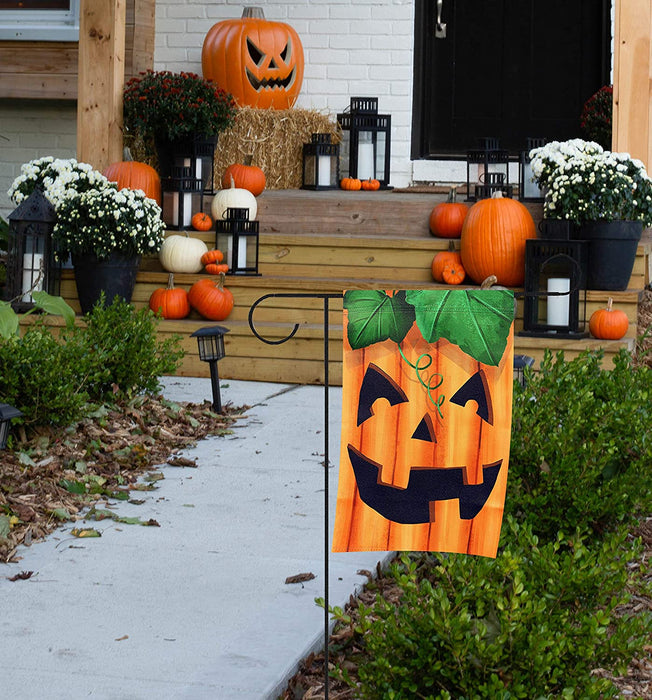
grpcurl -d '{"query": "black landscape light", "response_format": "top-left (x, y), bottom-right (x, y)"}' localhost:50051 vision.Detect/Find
top-left (191, 325), bottom-right (229, 412)
top-left (0, 403), bottom-right (22, 450)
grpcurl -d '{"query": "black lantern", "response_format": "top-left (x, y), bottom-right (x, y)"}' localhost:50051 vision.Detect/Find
top-left (337, 97), bottom-right (392, 188)
top-left (302, 133), bottom-right (340, 190)
top-left (5, 188), bottom-right (60, 312)
top-left (161, 166), bottom-right (203, 231)
top-left (215, 207), bottom-right (259, 275)
top-left (519, 137), bottom-right (546, 202)
top-left (156, 135), bottom-right (218, 196)
top-left (0, 403), bottom-right (22, 450)
top-left (520, 239), bottom-right (589, 338)
top-left (191, 325), bottom-right (229, 413)
top-left (465, 137), bottom-right (512, 201)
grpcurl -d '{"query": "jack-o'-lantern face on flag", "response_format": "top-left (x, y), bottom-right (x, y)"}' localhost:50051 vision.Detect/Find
top-left (332, 289), bottom-right (515, 558)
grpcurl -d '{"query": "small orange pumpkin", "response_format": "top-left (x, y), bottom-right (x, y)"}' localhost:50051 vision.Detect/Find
top-left (191, 212), bottom-right (213, 231)
top-left (148, 273), bottom-right (190, 319)
top-left (188, 274), bottom-right (234, 321)
top-left (205, 263), bottom-right (229, 275)
top-left (361, 178), bottom-right (380, 191)
top-left (589, 297), bottom-right (629, 340)
top-left (222, 156), bottom-right (266, 196)
top-left (442, 262), bottom-right (466, 285)
top-left (103, 147), bottom-right (161, 205)
top-left (429, 186), bottom-right (468, 239)
top-left (341, 177), bottom-right (362, 191)
top-left (431, 241), bottom-right (462, 283)
top-left (201, 249), bottom-right (224, 266)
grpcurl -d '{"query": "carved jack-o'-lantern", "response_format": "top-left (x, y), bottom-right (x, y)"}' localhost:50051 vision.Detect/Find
top-left (332, 289), bottom-right (515, 558)
top-left (201, 7), bottom-right (304, 110)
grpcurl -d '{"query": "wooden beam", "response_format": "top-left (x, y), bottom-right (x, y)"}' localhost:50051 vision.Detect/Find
top-left (76, 0), bottom-right (126, 170)
top-left (612, 0), bottom-right (652, 169)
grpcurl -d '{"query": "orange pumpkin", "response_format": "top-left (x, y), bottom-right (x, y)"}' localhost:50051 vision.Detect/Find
top-left (460, 191), bottom-right (536, 286)
top-left (442, 262), bottom-right (466, 285)
top-left (361, 178), bottom-right (381, 191)
top-left (103, 147), bottom-right (161, 205)
top-left (333, 289), bottom-right (515, 557)
top-left (431, 241), bottom-right (462, 283)
top-left (429, 186), bottom-right (468, 239)
top-left (188, 275), bottom-right (234, 321)
top-left (341, 177), bottom-right (362, 191)
top-left (201, 7), bottom-right (304, 110)
top-left (222, 156), bottom-right (266, 196)
top-left (191, 212), bottom-right (213, 231)
top-left (201, 249), bottom-right (224, 266)
top-left (589, 297), bottom-right (629, 340)
top-left (148, 273), bottom-right (190, 319)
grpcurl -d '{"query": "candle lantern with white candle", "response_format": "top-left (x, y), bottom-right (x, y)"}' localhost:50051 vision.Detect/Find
top-left (465, 136), bottom-right (512, 202)
top-left (302, 133), bottom-right (340, 190)
top-left (215, 207), bottom-right (260, 275)
top-left (5, 187), bottom-right (61, 312)
top-left (519, 238), bottom-right (589, 338)
top-left (336, 97), bottom-right (392, 189)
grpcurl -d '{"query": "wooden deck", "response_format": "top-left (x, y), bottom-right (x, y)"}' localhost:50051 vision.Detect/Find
top-left (58, 189), bottom-right (650, 385)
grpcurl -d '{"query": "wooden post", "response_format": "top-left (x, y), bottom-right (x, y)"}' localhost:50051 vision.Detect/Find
top-left (612, 0), bottom-right (652, 169)
top-left (76, 0), bottom-right (126, 170)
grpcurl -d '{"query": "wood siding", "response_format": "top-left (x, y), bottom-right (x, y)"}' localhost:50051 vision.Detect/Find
top-left (0, 0), bottom-right (154, 100)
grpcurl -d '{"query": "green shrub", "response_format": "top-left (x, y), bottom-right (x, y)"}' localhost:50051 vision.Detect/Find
top-left (65, 295), bottom-right (184, 401)
top-left (0, 324), bottom-right (89, 427)
top-left (507, 348), bottom-right (652, 540)
top-left (334, 519), bottom-right (648, 699)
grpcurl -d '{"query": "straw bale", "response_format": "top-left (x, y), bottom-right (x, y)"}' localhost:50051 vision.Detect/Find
top-left (214, 107), bottom-right (340, 190)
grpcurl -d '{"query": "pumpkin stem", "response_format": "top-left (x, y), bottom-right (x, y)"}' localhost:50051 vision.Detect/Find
top-left (491, 190), bottom-right (504, 199)
top-left (167, 272), bottom-right (175, 289)
top-left (242, 6), bottom-right (264, 18)
top-left (244, 154), bottom-right (254, 167)
top-left (123, 146), bottom-right (134, 161)
top-left (607, 297), bottom-right (613, 312)
top-left (447, 186), bottom-right (458, 203)
top-left (447, 240), bottom-right (457, 252)
top-left (229, 175), bottom-right (236, 190)
top-left (480, 275), bottom-right (498, 289)
top-left (218, 272), bottom-right (225, 290)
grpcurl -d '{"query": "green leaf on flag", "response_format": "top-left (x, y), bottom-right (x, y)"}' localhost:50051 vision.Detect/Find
top-left (344, 290), bottom-right (415, 349)
top-left (405, 289), bottom-right (514, 366)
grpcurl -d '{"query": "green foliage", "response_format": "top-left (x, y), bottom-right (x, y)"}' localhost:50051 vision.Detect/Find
top-left (0, 296), bottom-right (184, 429)
top-left (508, 348), bottom-right (652, 539)
top-left (332, 519), bottom-right (648, 699)
top-left (0, 324), bottom-right (89, 427)
top-left (65, 295), bottom-right (184, 401)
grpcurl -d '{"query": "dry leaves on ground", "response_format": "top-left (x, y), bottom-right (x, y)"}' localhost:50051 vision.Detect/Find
top-left (0, 394), bottom-right (247, 563)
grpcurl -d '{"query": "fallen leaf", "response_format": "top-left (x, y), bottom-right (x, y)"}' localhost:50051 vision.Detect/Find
top-left (285, 572), bottom-right (316, 584)
top-left (115, 635), bottom-right (129, 642)
top-left (70, 528), bottom-right (102, 538)
top-left (7, 570), bottom-right (34, 581)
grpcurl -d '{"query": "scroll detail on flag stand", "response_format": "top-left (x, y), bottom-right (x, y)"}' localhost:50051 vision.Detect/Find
top-left (333, 289), bottom-right (515, 558)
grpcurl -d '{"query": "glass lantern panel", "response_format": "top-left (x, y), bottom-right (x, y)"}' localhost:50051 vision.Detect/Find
top-left (357, 131), bottom-right (375, 180)
top-left (303, 153), bottom-right (317, 187)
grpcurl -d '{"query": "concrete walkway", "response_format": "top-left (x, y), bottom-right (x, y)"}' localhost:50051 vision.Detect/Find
top-left (1, 378), bottom-right (390, 699)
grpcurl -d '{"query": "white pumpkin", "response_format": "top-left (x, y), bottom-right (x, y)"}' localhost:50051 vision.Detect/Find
top-left (159, 233), bottom-right (208, 274)
top-left (211, 177), bottom-right (258, 221)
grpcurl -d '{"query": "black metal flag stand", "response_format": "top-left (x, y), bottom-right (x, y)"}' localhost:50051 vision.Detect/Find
top-left (248, 292), bottom-right (343, 700)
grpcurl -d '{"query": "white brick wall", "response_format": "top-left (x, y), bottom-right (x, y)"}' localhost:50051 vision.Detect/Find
top-left (1, 0), bottom-right (421, 221)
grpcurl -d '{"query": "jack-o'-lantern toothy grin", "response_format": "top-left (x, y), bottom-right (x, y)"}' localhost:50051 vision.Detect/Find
top-left (245, 66), bottom-right (296, 92)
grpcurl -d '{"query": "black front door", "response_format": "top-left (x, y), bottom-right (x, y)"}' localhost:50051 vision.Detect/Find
top-left (412, 0), bottom-right (611, 158)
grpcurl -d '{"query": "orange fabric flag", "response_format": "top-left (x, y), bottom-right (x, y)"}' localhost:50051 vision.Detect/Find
top-left (332, 289), bottom-right (514, 558)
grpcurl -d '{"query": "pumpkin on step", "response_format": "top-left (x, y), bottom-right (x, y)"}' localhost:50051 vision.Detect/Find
top-left (222, 156), bottom-right (266, 196)
top-left (340, 177), bottom-right (362, 191)
top-left (159, 233), bottom-right (208, 274)
top-left (103, 147), bottom-right (161, 205)
top-left (189, 275), bottom-right (234, 321)
top-left (191, 212), bottom-right (213, 231)
top-left (211, 177), bottom-right (258, 221)
top-left (431, 241), bottom-right (462, 283)
top-left (429, 186), bottom-right (468, 239)
top-left (442, 261), bottom-right (466, 285)
top-left (361, 178), bottom-right (380, 191)
top-left (148, 273), bottom-right (190, 319)
top-left (589, 297), bottom-right (629, 340)
top-left (460, 191), bottom-right (536, 286)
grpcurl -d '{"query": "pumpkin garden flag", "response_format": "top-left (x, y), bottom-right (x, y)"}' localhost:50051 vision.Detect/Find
top-left (332, 289), bottom-right (515, 558)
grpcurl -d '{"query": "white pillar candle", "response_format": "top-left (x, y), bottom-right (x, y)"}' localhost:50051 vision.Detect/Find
top-left (357, 141), bottom-right (374, 180)
top-left (195, 157), bottom-right (202, 182)
top-left (170, 192), bottom-right (192, 227)
top-left (547, 277), bottom-right (570, 327)
top-left (317, 155), bottom-right (331, 186)
top-left (226, 236), bottom-right (248, 270)
top-left (22, 253), bottom-right (44, 302)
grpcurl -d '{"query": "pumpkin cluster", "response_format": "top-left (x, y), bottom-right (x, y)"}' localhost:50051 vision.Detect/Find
top-left (340, 178), bottom-right (380, 191)
top-left (149, 272), bottom-right (234, 321)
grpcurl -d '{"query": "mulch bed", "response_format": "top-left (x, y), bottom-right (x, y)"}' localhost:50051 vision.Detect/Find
top-left (0, 394), bottom-right (247, 564)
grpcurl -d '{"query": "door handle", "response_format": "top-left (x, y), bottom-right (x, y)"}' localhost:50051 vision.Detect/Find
top-left (435, 0), bottom-right (447, 38)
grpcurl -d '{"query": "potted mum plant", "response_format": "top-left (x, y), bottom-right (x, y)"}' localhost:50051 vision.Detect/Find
top-left (529, 139), bottom-right (652, 290)
top-left (9, 156), bottom-right (165, 315)
top-left (123, 70), bottom-right (237, 185)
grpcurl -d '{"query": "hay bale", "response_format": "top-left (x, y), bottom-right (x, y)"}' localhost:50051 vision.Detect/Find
top-left (213, 107), bottom-right (340, 190)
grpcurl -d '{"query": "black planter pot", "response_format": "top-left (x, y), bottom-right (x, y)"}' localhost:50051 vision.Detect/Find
top-left (72, 252), bottom-right (141, 315)
top-left (579, 220), bottom-right (643, 291)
